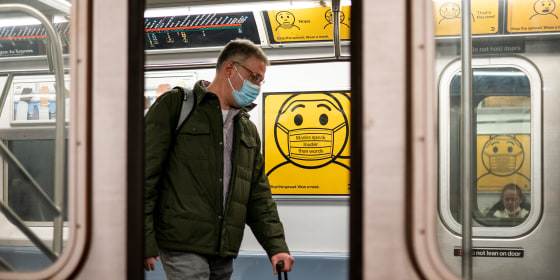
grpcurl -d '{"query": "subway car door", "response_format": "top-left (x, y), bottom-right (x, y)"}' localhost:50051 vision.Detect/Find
top-left (435, 0), bottom-right (560, 279)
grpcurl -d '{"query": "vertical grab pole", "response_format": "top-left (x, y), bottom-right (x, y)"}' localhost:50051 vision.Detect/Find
top-left (460, 0), bottom-right (473, 279)
top-left (331, 0), bottom-right (341, 59)
top-left (49, 8), bottom-right (66, 258)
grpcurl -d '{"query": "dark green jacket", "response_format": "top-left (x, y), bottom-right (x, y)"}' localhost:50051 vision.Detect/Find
top-left (144, 81), bottom-right (289, 259)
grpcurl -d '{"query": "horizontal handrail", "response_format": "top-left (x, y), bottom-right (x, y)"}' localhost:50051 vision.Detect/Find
top-left (146, 56), bottom-right (351, 71)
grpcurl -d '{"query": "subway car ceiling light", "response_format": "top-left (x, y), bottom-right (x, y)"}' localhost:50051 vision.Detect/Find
top-left (144, 0), bottom-right (352, 17)
top-left (0, 15), bottom-right (69, 28)
top-left (38, 0), bottom-right (71, 14)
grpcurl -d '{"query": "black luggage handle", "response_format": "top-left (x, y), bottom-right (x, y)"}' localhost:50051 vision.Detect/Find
top-left (276, 261), bottom-right (288, 280)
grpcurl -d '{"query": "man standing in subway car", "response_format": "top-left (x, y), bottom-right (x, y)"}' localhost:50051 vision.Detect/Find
top-left (143, 39), bottom-right (294, 280)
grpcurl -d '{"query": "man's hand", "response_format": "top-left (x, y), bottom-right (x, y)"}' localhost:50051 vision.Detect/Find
top-left (271, 253), bottom-right (294, 274)
top-left (144, 256), bottom-right (160, 271)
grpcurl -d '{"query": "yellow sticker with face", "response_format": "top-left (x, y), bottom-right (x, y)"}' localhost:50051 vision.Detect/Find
top-left (266, 6), bottom-right (351, 42)
top-left (264, 92), bottom-right (351, 195)
top-left (477, 134), bottom-right (531, 191)
top-left (507, 0), bottom-right (560, 32)
top-left (434, 0), bottom-right (499, 36)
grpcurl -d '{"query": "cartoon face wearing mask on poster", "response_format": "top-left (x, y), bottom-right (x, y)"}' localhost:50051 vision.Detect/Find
top-left (273, 93), bottom-right (349, 169)
top-left (482, 135), bottom-right (524, 176)
top-left (477, 134), bottom-right (531, 191)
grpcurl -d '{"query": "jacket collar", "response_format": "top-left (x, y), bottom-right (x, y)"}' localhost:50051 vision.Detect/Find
top-left (193, 80), bottom-right (211, 106)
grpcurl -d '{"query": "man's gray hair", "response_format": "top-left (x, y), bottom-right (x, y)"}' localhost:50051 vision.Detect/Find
top-left (216, 39), bottom-right (269, 70)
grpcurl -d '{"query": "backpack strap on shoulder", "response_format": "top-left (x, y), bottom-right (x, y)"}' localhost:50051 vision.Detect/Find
top-left (175, 86), bottom-right (195, 131)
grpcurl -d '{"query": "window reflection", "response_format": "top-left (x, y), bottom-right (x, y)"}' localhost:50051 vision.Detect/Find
top-left (448, 68), bottom-right (532, 227)
top-left (476, 94), bottom-right (531, 227)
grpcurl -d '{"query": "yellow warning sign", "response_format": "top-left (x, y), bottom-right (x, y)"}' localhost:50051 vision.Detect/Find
top-left (263, 92), bottom-right (351, 195)
top-left (507, 0), bottom-right (560, 33)
top-left (434, 0), bottom-right (499, 36)
top-left (477, 134), bottom-right (531, 191)
top-left (266, 6), bottom-right (351, 43)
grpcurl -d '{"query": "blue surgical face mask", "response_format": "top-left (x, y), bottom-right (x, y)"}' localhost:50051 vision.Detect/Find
top-left (228, 66), bottom-right (261, 107)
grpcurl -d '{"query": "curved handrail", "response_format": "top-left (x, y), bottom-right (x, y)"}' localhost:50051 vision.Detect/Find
top-left (0, 74), bottom-right (13, 116)
top-left (0, 3), bottom-right (67, 257)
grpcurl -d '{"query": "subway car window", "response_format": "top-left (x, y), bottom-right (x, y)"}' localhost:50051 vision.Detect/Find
top-left (0, 0), bottom-right (73, 276)
top-left (143, 1), bottom-right (351, 280)
top-left (440, 65), bottom-right (541, 234)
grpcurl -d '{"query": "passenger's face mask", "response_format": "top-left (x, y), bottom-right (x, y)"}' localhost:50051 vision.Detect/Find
top-left (228, 65), bottom-right (261, 107)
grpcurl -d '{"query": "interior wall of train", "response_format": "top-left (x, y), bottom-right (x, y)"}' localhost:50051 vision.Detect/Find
top-left (0, 0), bottom-right (560, 279)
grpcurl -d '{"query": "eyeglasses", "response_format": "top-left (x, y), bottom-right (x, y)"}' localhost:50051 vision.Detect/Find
top-left (233, 61), bottom-right (265, 85)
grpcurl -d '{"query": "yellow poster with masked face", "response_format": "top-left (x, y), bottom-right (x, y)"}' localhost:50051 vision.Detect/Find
top-left (263, 92), bottom-right (351, 195)
top-left (265, 6), bottom-right (351, 43)
top-left (476, 134), bottom-right (531, 191)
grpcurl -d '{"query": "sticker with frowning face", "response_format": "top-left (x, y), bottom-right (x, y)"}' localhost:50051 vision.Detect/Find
top-left (324, 9), bottom-right (350, 29)
top-left (275, 11), bottom-right (300, 30)
top-left (439, 2), bottom-right (461, 23)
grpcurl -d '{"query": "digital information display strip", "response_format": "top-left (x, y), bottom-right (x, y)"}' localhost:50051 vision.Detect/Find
top-left (0, 22), bottom-right (70, 58)
top-left (145, 12), bottom-right (260, 50)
